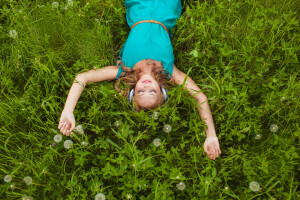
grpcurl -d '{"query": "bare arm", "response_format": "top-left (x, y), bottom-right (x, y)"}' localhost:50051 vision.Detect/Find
top-left (172, 65), bottom-right (216, 137)
top-left (58, 65), bottom-right (119, 135)
top-left (172, 65), bottom-right (221, 160)
top-left (63, 65), bottom-right (119, 113)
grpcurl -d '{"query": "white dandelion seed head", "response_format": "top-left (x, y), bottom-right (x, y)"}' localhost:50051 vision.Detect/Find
top-left (152, 112), bottom-right (159, 120)
top-left (255, 134), bottom-right (262, 140)
top-left (81, 141), bottom-right (88, 147)
top-left (4, 175), bottom-right (12, 183)
top-left (23, 176), bottom-right (32, 186)
top-left (163, 124), bottom-right (171, 133)
top-left (153, 138), bottom-right (161, 147)
top-left (249, 181), bottom-right (260, 192)
top-left (64, 140), bottom-right (73, 149)
top-left (95, 193), bottom-right (105, 200)
top-left (270, 124), bottom-right (278, 132)
top-left (53, 134), bottom-right (62, 143)
top-left (114, 120), bottom-right (121, 127)
top-left (75, 125), bottom-right (84, 135)
top-left (126, 194), bottom-right (132, 199)
top-left (9, 30), bottom-right (18, 39)
top-left (52, 2), bottom-right (59, 9)
top-left (176, 182), bottom-right (186, 191)
top-left (280, 96), bottom-right (286, 101)
top-left (67, 0), bottom-right (73, 6)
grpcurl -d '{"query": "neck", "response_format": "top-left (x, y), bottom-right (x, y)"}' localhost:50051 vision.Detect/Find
top-left (134, 61), bottom-right (155, 78)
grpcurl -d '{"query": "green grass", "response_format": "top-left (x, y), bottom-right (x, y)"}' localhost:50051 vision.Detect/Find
top-left (0, 0), bottom-right (299, 199)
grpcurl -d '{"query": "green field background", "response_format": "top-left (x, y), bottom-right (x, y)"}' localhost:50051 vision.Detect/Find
top-left (0, 0), bottom-right (299, 199)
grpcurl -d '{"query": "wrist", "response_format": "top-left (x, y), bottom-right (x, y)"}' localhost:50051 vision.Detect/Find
top-left (62, 108), bottom-right (73, 114)
top-left (205, 129), bottom-right (217, 138)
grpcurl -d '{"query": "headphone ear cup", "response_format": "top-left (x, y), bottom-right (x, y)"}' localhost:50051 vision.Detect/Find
top-left (161, 87), bottom-right (168, 101)
top-left (128, 88), bottom-right (135, 103)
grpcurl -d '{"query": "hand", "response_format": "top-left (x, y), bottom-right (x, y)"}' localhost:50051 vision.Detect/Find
top-left (58, 110), bottom-right (75, 136)
top-left (203, 136), bottom-right (221, 160)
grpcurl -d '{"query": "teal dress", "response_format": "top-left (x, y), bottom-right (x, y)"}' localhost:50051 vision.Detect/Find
top-left (116, 0), bottom-right (182, 79)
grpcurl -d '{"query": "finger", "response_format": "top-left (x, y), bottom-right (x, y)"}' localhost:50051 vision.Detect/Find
top-left (71, 122), bottom-right (75, 132)
top-left (63, 124), bottom-right (70, 135)
top-left (214, 147), bottom-right (219, 158)
top-left (61, 123), bottom-right (67, 134)
top-left (58, 121), bottom-right (63, 129)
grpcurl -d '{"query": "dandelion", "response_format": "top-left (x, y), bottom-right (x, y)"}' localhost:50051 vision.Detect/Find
top-left (152, 112), bottom-right (159, 120)
top-left (9, 30), bottom-right (18, 39)
top-left (10, 184), bottom-right (15, 190)
top-left (64, 140), bottom-right (73, 149)
top-left (114, 120), bottom-right (121, 127)
top-left (153, 138), bottom-right (161, 147)
top-left (270, 124), bottom-right (278, 132)
top-left (4, 175), bottom-right (12, 183)
top-left (126, 194), bottom-right (132, 199)
top-left (22, 197), bottom-right (33, 200)
top-left (255, 134), bottom-right (261, 140)
top-left (95, 193), bottom-right (105, 200)
top-left (67, 0), bottom-right (74, 6)
top-left (163, 124), bottom-right (171, 133)
top-left (75, 125), bottom-right (84, 135)
top-left (176, 182), bottom-right (186, 191)
top-left (23, 176), bottom-right (32, 186)
top-left (249, 181), bottom-right (260, 192)
top-left (81, 141), bottom-right (88, 147)
top-left (280, 96), bottom-right (286, 101)
top-left (52, 2), bottom-right (59, 9)
top-left (53, 134), bottom-right (62, 143)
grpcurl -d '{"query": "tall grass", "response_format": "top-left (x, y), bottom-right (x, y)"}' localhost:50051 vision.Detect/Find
top-left (0, 0), bottom-right (299, 199)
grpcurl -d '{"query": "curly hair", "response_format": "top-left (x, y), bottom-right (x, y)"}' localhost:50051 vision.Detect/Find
top-left (114, 59), bottom-right (174, 111)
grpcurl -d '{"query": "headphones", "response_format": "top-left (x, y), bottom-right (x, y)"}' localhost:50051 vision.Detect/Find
top-left (127, 87), bottom-right (169, 112)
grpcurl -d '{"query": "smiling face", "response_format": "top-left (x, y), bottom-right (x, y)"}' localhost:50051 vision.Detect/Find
top-left (134, 74), bottom-right (162, 109)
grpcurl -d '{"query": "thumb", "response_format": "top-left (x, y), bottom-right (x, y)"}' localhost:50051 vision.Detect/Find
top-left (71, 122), bottom-right (75, 132)
top-left (203, 141), bottom-right (209, 153)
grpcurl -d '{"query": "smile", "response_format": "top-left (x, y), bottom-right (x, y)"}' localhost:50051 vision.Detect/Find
top-left (142, 80), bottom-right (152, 83)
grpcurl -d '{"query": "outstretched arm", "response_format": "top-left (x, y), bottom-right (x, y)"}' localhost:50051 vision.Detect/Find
top-left (58, 65), bottom-right (119, 135)
top-left (172, 65), bottom-right (221, 160)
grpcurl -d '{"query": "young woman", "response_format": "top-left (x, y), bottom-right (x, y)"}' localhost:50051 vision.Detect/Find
top-left (58, 0), bottom-right (221, 160)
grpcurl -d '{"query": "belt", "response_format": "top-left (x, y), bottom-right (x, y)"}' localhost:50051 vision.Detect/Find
top-left (131, 20), bottom-right (169, 35)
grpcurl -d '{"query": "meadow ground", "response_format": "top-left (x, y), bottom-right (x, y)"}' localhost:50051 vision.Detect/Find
top-left (0, 0), bottom-right (299, 199)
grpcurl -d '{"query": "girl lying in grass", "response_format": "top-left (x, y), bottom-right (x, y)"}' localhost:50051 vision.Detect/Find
top-left (58, 0), bottom-right (221, 160)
